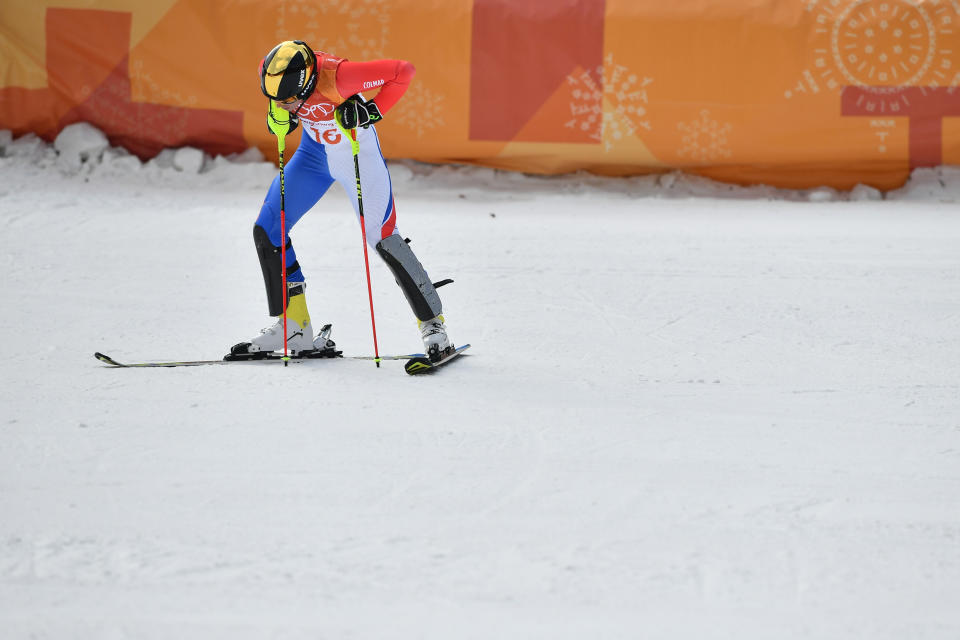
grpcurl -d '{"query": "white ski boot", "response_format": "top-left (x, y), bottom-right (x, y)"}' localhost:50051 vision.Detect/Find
top-left (248, 315), bottom-right (314, 354)
top-left (229, 282), bottom-right (314, 358)
top-left (419, 315), bottom-right (452, 361)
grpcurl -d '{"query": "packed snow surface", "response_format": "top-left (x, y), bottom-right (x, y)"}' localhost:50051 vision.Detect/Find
top-left (1, 124), bottom-right (959, 639)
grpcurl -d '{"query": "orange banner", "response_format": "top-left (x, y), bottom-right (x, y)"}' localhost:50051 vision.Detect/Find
top-left (1, 0), bottom-right (958, 190)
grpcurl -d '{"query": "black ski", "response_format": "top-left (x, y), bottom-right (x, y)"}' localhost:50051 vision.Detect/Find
top-left (94, 350), bottom-right (418, 368)
top-left (95, 346), bottom-right (472, 371)
top-left (95, 321), bottom-right (470, 372)
top-left (404, 344), bottom-right (471, 375)
top-left (95, 352), bottom-right (243, 368)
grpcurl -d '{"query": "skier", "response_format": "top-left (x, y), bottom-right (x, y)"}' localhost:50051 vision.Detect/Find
top-left (229, 40), bottom-right (453, 361)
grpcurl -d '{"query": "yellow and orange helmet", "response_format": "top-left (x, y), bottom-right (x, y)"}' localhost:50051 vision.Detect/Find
top-left (259, 40), bottom-right (317, 103)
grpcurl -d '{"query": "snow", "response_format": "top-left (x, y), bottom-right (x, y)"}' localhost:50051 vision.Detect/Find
top-left (171, 147), bottom-right (206, 174)
top-left (53, 122), bottom-right (109, 173)
top-left (1, 126), bottom-right (959, 639)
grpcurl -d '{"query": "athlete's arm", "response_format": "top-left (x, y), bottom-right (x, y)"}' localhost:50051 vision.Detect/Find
top-left (335, 59), bottom-right (416, 114)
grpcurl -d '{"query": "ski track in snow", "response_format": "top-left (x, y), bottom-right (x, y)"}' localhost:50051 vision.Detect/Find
top-left (1, 127), bottom-right (959, 639)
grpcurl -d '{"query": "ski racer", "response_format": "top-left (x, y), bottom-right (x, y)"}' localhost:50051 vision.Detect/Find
top-left (230, 40), bottom-right (452, 361)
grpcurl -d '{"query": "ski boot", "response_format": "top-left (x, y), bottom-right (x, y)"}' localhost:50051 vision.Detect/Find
top-left (227, 282), bottom-right (315, 360)
top-left (419, 315), bottom-right (453, 362)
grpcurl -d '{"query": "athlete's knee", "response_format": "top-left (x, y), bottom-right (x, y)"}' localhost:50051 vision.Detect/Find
top-left (254, 222), bottom-right (303, 290)
top-left (254, 204), bottom-right (284, 246)
top-left (365, 229), bottom-right (385, 250)
top-left (363, 196), bottom-right (397, 249)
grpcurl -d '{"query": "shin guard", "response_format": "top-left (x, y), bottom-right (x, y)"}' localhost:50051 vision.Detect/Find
top-left (254, 225), bottom-right (301, 316)
top-left (375, 235), bottom-right (443, 322)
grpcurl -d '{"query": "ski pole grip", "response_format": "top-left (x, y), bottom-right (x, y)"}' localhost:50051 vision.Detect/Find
top-left (267, 100), bottom-right (289, 154)
top-left (334, 109), bottom-right (360, 156)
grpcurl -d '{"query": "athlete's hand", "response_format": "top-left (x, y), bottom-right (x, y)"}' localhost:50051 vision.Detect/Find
top-left (336, 95), bottom-right (382, 130)
top-left (266, 100), bottom-right (299, 137)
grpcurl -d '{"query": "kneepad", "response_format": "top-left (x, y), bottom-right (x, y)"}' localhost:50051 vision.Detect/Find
top-left (254, 225), bottom-right (300, 316)
top-left (375, 235), bottom-right (443, 322)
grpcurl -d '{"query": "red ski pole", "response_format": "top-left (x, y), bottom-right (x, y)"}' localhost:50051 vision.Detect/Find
top-left (341, 123), bottom-right (381, 367)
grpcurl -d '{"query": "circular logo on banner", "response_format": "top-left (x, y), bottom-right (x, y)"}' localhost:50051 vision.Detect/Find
top-left (787, 0), bottom-right (959, 101)
top-left (831, 0), bottom-right (936, 86)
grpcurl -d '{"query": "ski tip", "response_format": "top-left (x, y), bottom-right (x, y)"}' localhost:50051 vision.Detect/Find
top-left (404, 359), bottom-right (433, 375)
top-left (403, 344), bottom-right (471, 375)
top-left (94, 352), bottom-right (123, 366)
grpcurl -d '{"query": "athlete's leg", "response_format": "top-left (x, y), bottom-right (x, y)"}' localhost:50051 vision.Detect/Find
top-left (329, 128), bottom-right (400, 248)
top-left (253, 136), bottom-right (334, 315)
top-left (329, 128), bottom-right (444, 323)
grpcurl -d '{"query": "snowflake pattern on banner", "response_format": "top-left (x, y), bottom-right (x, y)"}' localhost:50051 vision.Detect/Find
top-left (275, 0), bottom-right (390, 60)
top-left (677, 110), bottom-right (733, 162)
top-left (391, 83), bottom-right (445, 139)
top-left (565, 53), bottom-right (653, 151)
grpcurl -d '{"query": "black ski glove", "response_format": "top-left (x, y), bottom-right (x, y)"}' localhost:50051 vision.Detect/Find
top-left (336, 95), bottom-right (383, 130)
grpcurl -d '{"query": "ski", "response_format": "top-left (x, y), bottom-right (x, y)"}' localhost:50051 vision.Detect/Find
top-left (94, 346), bottom-right (472, 371)
top-left (95, 321), bottom-right (470, 372)
top-left (94, 351), bottom-right (419, 368)
top-left (96, 323), bottom-right (416, 369)
top-left (404, 344), bottom-right (471, 375)
top-left (95, 352), bottom-right (243, 368)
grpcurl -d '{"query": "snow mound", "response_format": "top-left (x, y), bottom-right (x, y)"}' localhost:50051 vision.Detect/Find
top-left (54, 122), bottom-right (109, 172)
top-left (0, 125), bottom-right (280, 189)
top-left (172, 147), bottom-right (205, 174)
top-left (1, 132), bottom-right (57, 166)
top-left (389, 160), bottom-right (960, 203)
top-left (1, 123), bottom-right (958, 202)
top-left (849, 183), bottom-right (884, 201)
top-left (887, 166), bottom-right (960, 203)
